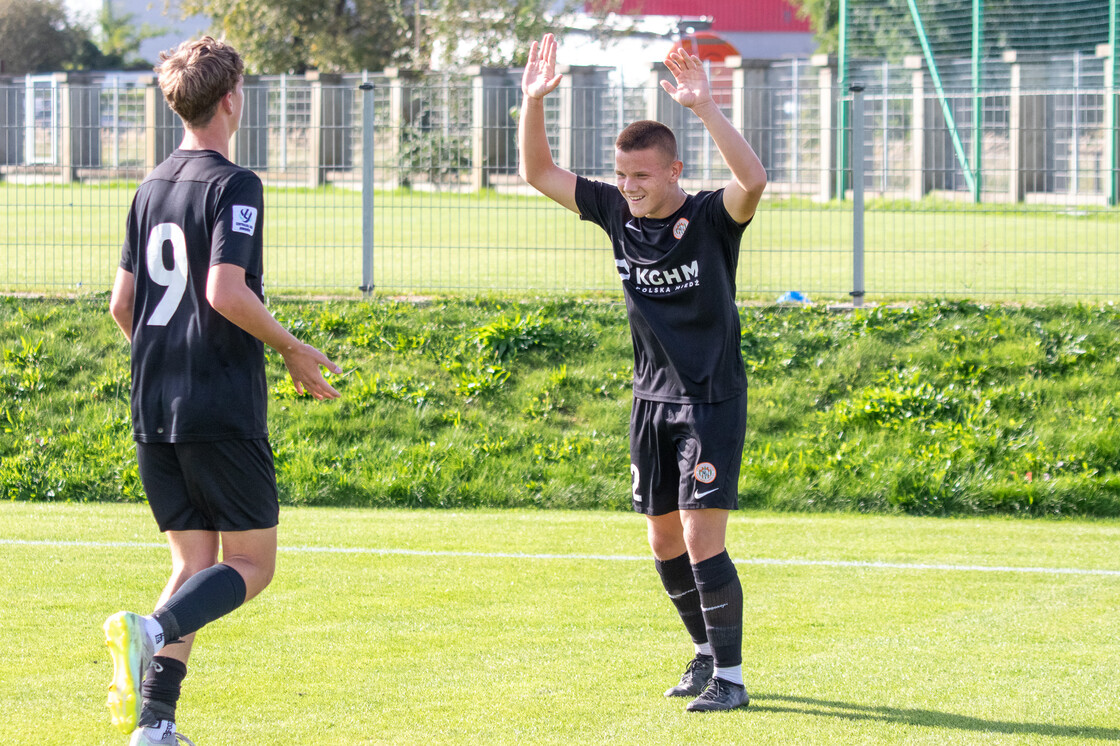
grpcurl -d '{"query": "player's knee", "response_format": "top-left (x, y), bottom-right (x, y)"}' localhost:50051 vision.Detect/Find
top-left (171, 558), bottom-right (219, 585)
top-left (648, 528), bottom-right (687, 561)
top-left (228, 554), bottom-right (275, 600)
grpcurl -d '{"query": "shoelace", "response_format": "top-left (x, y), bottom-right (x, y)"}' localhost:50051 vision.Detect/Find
top-left (700, 677), bottom-right (744, 701)
top-left (173, 733), bottom-right (197, 746)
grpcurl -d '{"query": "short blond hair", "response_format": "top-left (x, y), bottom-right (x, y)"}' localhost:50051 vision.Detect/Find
top-left (156, 36), bottom-right (244, 129)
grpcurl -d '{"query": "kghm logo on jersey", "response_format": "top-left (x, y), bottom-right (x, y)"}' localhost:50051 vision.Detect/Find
top-left (673, 218), bottom-right (689, 239)
top-left (694, 462), bottom-right (717, 484)
top-left (631, 260), bottom-right (700, 295)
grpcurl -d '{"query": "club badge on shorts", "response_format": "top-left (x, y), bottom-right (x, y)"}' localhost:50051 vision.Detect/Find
top-left (694, 462), bottom-right (716, 483)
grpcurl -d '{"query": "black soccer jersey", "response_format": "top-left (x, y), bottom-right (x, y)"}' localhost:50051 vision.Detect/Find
top-left (119, 149), bottom-right (267, 443)
top-left (575, 176), bottom-right (749, 404)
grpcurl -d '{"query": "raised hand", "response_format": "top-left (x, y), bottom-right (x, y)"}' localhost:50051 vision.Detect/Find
top-left (522, 33), bottom-right (563, 100)
top-left (660, 49), bottom-right (713, 111)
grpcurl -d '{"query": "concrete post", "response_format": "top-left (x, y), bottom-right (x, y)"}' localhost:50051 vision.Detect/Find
top-left (469, 66), bottom-right (516, 191)
top-left (811, 54), bottom-right (839, 201)
top-left (55, 73), bottom-right (101, 181)
top-left (556, 64), bottom-right (610, 174)
top-left (1098, 42), bottom-right (1118, 205)
top-left (0, 77), bottom-right (22, 166)
top-left (231, 75), bottom-right (268, 169)
top-left (142, 75), bottom-right (182, 171)
top-left (1005, 50), bottom-right (1050, 202)
top-left (307, 72), bottom-right (351, 187)
top-left (645, 61), bottom-right (689, 138)
top-left (385, 67), bottom-right (422, 188)
top-left (905, 55), bottom-right (958, 197)
top-left (726, 56), bottom-right (772, 174)
top-left (905, 56), bottom-right (930, 200)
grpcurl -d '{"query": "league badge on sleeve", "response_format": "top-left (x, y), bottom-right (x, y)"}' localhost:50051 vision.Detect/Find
top-left (231, 205), bottom-right (258, 236)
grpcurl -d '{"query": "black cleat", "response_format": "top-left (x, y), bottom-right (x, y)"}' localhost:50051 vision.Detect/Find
top-left (685, 677), bottom-right (750, 712)
top-left (664, 654), bottom-right (715, 698)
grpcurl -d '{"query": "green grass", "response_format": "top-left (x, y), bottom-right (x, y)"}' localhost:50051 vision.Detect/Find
top-left (4, 296), bottom-right (1120, 515)
top-left (1, 502), bottom-right (1118, 745)
top-left (0, 182), bottom-right (1117, 297)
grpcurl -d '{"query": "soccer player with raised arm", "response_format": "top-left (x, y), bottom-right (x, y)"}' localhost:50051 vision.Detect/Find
top-left (518, 34), bottom-right (766, 711)
top-left (104, 37), bottom-right (342, 745)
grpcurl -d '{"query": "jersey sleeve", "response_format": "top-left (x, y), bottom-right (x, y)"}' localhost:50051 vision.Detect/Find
top-left (211, 172), bottom-right (264, 272)
top-left (119, 196), bottom-right (140, 273)
top-left (701, 188), bottom-right (751, 235)
top-left (574, 175), bottom-right (621, 231)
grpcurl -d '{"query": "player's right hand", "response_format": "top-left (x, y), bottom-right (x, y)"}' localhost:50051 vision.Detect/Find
top-left (522, 33), bottom-right (563, 100)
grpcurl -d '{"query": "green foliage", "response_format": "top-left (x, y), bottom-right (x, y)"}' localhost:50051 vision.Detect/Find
top-left (799, 0), bottom-right (1114, 59)
top-left (0, 0), bottom-right (82, 74)
top-left (398, 123), bottom-right (471, 186)
top-left (421, 0), bottom-right (626, 68)
top-left (3, 296), bottom-right (1120, 516)
top-left (181, 0), bottom-right (411, 73)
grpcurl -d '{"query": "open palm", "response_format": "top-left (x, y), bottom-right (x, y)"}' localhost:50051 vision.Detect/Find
top-left (660, 49), bottom-right (712, 110)
top-left (522, 33), bottom-right (563, 99)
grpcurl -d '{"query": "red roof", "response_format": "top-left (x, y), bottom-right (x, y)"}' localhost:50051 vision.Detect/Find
top-left (609, 0), bottom-right (810, 33)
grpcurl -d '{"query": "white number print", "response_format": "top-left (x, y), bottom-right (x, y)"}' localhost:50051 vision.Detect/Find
top-left (144, 223), bottom-right (189, 326)
top-left (630, 463), bottom-right (642, 505)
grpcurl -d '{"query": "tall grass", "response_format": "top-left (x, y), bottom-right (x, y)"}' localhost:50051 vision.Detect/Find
top-left (2, 295), bottom-right (1119, 515)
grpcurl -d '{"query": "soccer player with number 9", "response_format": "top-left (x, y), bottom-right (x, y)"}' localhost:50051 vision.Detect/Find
top-left (104, 36), bottom-right (342, 745)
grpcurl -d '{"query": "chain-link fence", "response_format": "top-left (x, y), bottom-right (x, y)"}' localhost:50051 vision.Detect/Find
top-left (0, 58), bottom-right (1117, 299)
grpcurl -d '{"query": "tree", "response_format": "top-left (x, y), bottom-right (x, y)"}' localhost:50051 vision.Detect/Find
top-left (0, 0), bottom-right (80, 74)
top-left (792, 0), bottom-right (840, 54)
top-left (93, 1), bottom-right (168, 69)
top-left (793, 0), bottom-right (1111, 60)
top-left (177, 0), bottom-right (624, 74)
top-left (180, 0), bottom-right (412, 73)
top-left (419, 0), bottom-right (624, 69)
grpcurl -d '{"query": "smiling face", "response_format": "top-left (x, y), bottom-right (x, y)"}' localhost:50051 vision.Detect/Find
top-left (615, 147), bottom-right (685, 219)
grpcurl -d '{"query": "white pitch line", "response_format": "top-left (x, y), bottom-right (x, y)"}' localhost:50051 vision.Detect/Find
top-left (2, 538), bottom-right (1119, 577)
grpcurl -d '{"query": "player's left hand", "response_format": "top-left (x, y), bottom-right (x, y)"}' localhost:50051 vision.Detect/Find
top-left (661, 49), bottom-right (713, 111)
top-left (284, 342), bottom-right (342, 400)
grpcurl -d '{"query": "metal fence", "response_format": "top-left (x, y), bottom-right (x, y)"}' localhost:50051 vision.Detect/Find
top-left (0, 57), bottom-right (1117, 300)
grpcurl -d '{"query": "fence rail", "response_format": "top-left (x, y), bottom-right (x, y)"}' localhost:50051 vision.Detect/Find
top-left (0, 55), bottom-right (1117, 299)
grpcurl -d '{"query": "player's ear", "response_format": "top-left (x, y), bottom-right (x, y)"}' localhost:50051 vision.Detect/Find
top-left (669, 160), bottom-right (683, 182)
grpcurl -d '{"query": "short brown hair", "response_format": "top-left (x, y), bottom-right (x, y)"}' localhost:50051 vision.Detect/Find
top-left (156, 36), bottom-right (244, 129)
top-left (615, 120), bottom-right (678, 163)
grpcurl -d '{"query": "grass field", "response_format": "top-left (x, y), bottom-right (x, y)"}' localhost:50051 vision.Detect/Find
top-left (1, 182), bottom-right (1117, 298)
top-left (2, 503), bottom-right (1119, 745)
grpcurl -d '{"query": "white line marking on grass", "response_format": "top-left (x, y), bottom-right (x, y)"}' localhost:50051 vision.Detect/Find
top-left (3, 538), bottom-right (1119, 577)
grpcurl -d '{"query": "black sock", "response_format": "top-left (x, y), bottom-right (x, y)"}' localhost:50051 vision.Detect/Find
top-left (139, 656), bottom-right (188, 726)
top-left (692, 550), bottom-right (743, 669)
top-left (655, 552), bottom-right (709, 647)
top-left (152, 563), bottom-right (247, 643)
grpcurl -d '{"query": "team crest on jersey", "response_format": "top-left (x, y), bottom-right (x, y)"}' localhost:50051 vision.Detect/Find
top-left (673, 218), bottom-right (689, 239)
top-left (694, 462), bottom-right (717, 484)
top-left (232, 205), bottom-right (258, 236)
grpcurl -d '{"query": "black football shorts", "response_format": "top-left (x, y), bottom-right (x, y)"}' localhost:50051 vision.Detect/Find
top-left (136, 438), bottom-right (280, 532)
top-left (629, 392), bottom-right (747, 516)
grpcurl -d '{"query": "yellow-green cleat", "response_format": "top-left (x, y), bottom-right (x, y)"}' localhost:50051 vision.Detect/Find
top-left (103, 611), bottom-right (155, 735)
